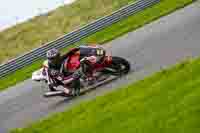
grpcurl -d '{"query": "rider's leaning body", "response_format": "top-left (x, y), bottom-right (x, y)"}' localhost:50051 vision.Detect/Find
top-left (46, 45), bottom-right (105, 95)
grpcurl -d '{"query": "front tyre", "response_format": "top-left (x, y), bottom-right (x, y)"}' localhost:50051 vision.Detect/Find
top-left (48, 84), bottom-right (57, 91)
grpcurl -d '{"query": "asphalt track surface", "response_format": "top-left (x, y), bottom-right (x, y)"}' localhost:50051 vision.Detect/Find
top-left (0, 1), bottom-right (200, 132)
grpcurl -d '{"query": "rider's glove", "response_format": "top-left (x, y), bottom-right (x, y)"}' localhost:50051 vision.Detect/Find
top-left (50, 69), bottom-right (64, 81)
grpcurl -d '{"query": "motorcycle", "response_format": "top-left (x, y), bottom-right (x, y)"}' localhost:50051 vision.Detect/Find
top-left (32, 46), bottom-right (130, 97)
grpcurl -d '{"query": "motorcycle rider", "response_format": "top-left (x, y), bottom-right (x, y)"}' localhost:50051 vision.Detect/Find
top-left (46, 48), bottom-right (80, 95)
top-left (46, 45), bottom-right (106, 96)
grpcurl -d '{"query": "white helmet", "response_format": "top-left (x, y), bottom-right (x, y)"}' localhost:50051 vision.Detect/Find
top-left (46, 48), bottom-right (61, 64)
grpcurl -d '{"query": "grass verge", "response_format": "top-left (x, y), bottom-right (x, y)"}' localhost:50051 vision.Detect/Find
top-left (11, 54), bottom-right (200, 133)
top-left (0, 0), bottom-right (193, 91)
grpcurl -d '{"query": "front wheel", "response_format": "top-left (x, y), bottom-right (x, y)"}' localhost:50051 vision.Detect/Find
top-left (48, 84), bottom-right (57, 91)
top-left (105, 56), bottom-right (130, 76)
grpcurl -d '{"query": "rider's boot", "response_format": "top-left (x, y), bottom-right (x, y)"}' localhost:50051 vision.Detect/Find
top-left (71, 79), bottom-right (81, 96)
top-left (62, 77), bottom-right (81, 96)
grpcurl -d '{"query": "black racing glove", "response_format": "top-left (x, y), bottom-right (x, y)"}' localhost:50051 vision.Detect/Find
top-left (49, 69), bottom-right (64, 81)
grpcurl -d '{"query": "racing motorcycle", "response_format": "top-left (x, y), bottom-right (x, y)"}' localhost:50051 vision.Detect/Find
top-left (32, 46), bottom-right (130, 97)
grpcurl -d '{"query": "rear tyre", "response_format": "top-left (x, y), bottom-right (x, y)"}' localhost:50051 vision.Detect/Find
top-left (105, 56), bottom-right (130, 76)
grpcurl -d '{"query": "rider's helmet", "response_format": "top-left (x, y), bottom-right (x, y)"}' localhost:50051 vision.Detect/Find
top-left (46, 48), bottom-right (61, 65)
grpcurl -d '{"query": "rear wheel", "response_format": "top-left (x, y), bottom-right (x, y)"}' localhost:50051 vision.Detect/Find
top-left (105, 56), bottom-right (130, 76)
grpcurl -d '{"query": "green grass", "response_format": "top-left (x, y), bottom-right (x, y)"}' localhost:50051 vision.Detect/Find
top-left (0, 0), bottom-right (193, 91)
top-left (11, 56), bottom-right (200, 133)
top-left (0, 0), bottom-right (134, 64)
